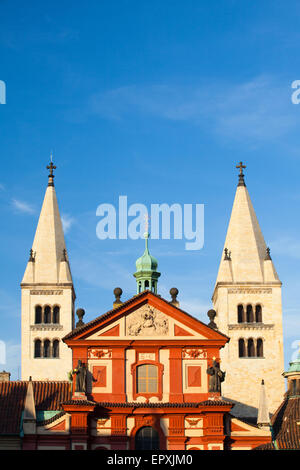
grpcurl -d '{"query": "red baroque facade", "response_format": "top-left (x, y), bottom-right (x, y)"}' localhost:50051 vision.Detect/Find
top-left (21, 291), bottom-right (271, 450)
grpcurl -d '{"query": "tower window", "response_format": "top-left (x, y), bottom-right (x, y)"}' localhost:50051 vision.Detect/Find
top-left (44, 306), bottom-right (51, 324)
top-left (53, 339), bottom-right (59, 358)
top-left (255, 305), bottom-right (262, 323)
top-left (237, 305), bottom-right (244, 323)
top-left (257, 338), bottom-right (264, 357)
top-left (136, 364), bottom-right (158, 393)
top-left (145, 280), bottom-right (149, 289)
top-left (34, 339), bottom-right (42, 358)
top-left (246, 305), bottom-right (254, 323)
top-left (238, 338), bottom-right (246, 357)
top-left (43, 339), bottom-right (51, 358)
top-left (35, 306), bottom-right (42, 324)
top-left (53, 306), bottom-right (60, 324)
top-left (247, 339), bottom-right (255, 357)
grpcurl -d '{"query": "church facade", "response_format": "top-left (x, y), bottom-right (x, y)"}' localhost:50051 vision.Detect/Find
top-left (1, 160), bottom-right (287, 450)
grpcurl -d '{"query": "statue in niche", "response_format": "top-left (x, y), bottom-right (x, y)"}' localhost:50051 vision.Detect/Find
top-left (73, 360), bottom-right (87, 393)
top-left (206, 360), bottom-right (225, 393)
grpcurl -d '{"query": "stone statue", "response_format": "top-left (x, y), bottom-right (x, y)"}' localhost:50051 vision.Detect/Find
top-left (73, 360), bottom-right (87, 393)
top-left (207, 360), bottom-right (225, 393)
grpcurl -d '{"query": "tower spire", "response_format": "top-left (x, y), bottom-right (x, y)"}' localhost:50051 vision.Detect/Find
top-left (212, 163), bottom-right (284, 419)
top-left (133, 215), bottom-right (160, 294)
top-left (21, 161), bottom-right (75, 381)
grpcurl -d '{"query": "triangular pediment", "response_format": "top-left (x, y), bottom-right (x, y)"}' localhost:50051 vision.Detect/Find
top-left (63, 291), bottom-right (229, 343)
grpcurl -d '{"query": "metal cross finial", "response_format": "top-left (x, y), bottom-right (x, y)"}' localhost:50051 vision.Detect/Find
top-left (236, 161), bottom-right (246, 186)
top-left (47, 161), bottom-right (56, 177)
top-left (47, 158), bottom-right (56, 186)
top-left (236, 161), bottom-right (246, 175)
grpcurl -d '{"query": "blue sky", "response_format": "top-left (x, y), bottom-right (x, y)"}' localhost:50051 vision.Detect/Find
top-left (1, 1), bottom-right (300, 380)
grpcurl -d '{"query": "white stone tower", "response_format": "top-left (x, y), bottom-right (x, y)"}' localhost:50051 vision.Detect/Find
top-left (212, 162), bottom-right (284, 419)
top-left (21, 160), bottom-right (75, 380)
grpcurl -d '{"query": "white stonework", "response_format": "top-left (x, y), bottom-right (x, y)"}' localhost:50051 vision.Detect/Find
top-left (212, 182), bottom-right (285, 418)
top-left (21, 181), bottom-right (75, 381)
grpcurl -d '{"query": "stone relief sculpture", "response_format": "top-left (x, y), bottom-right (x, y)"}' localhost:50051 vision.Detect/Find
top-left (127, 305), bottom-right (169, 336)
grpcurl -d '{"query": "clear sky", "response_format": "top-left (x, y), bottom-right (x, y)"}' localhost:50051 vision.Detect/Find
top-left (1, 1), bottom-right (300, 380)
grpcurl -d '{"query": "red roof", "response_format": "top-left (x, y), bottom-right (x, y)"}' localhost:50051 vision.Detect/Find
top-left (0, 381), bottom-right (71, 435)
top-left (254, 396), bottom-right (300, 450)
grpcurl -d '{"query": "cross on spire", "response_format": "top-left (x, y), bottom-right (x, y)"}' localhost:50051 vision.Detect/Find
top-left (236, 161), bottom-right (246, 187)
top-left (47, 158), bottom-right (56, 186)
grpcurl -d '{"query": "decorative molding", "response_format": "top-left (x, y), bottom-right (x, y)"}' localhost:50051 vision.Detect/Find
top-left (228, 323), bottom-right (274, 330)
top-left (228, 288), bottom-right (272, 294)
top-left (182, 348), bottom-right (207, 359)
top-left (139, 352), bottom-right (156, 361)
top-left (30, 290), bottom-right (63, 295)
top-left (97, 419), bottom-right (109, 427)
top-left (88, 348), bottom-right (112, 359)
top-left (185, 418), bottom-right (202, 427)
top-left (30, 324), bottom-right (63, 331)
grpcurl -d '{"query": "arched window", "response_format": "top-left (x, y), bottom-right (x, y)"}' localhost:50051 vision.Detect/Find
top-left (255, 305), bottom-right (262, 323)
top-left (135, 426), bottom-right (160, 450)
top-left (247, 338), bottom-right (255, 357)
top-left (53, 339), bottom-right (59, 358)
top-left (35, 306), bottom-right (42, 324)
top-left (238, 338), bottom-right (246, 357)
top-left (53, 306), bottom-right (60, 324)
top-left (151, 282), bottom-right (155, 293)
top-left (237, 305), bottom-right (244, 323)
top-left (246, 305), bottom-right (254, 323)
top-left (145, 280), bottom-right (149, 289)
top-left (44, 306), bottom-right (51, 324)
top-left (257, 338), bottom-right (264, 357)
top-left (138, 282), bottom-right (142, 293)
top-left (34, 339), bottom-right (42, 358)
top-left (136, 364), bottom-right (158, 393)
top-left (43, 339), bottom-right (51, 358)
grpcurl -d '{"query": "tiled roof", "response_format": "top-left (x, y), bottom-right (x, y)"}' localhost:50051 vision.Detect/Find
top-left (254, 396), bottom-right (300, 450)
top-left (93, 400), bottom-right (232, 408)
top-left (63, 290), bottom-right (229, 340)
top-left (0, 381), bottom-right (71, 435)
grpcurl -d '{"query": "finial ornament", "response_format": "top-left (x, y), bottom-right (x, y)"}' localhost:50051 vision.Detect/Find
top-left (265, 247), bottom-right (272, 260)
top-left (29, 249), bottom-right (35, 262)
top-left (236, 161), bottom-right (246, 187)
top-left (47, 157), bottom-right (56, 187)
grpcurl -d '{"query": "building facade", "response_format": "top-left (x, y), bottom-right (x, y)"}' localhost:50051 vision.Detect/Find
top-left (4, 160), bottom-right (286, 449)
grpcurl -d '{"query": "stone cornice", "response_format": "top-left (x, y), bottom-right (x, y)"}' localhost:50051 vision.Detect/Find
top-left (30, 324), bottom-right (64, 331)
top-left (228, 323), bottom-right (274, 331)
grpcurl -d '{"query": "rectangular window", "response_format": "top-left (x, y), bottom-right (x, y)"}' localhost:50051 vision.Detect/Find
top-left (136, 364), bottom-right (158, 393)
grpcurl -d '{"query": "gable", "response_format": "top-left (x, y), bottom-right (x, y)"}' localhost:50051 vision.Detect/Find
top-left (65, 291), bottom-right (229, 343)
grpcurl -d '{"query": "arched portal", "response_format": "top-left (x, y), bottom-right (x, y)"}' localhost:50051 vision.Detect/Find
top-left (135, 426), bottom-right (160, 450)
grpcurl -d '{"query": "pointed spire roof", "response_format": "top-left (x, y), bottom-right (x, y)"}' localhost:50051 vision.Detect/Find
top-left (257, 379), bottom-right (270, 427)
top-left (215, 163), bottom-right (280, 285)
top-left (21, 159), bottom-right (72, 285)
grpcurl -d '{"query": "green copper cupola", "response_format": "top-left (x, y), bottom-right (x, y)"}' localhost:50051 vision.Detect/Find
top-left (134, 232), bottom-right (160, 294)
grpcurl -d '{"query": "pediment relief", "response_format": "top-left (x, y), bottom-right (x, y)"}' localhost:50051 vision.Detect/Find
top-left (126, 304), bottom-right (169, 336)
